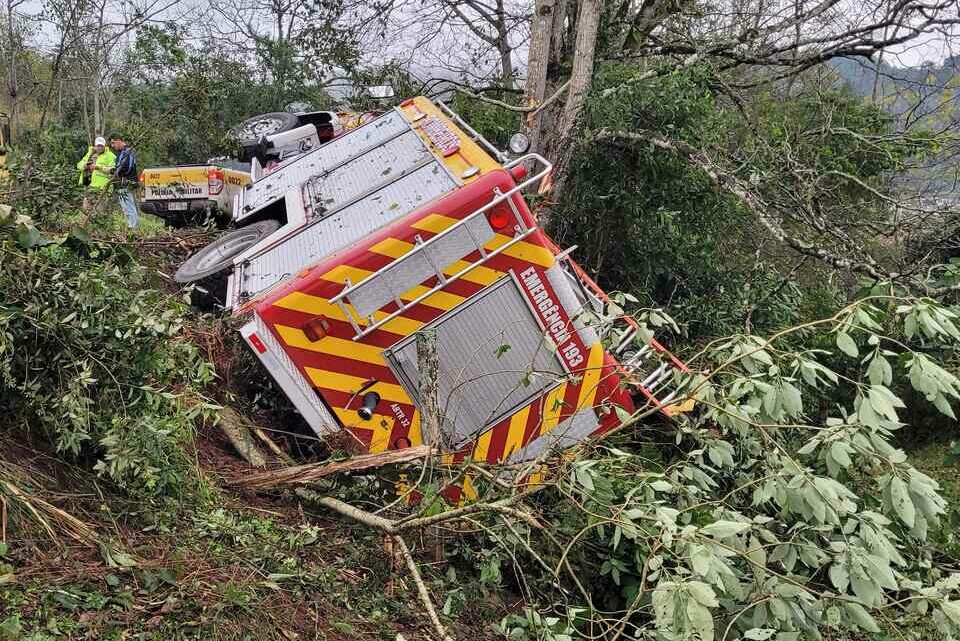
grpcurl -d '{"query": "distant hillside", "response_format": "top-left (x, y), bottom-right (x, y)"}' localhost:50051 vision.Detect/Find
top-left (829, 56), bottom-right (960, 124)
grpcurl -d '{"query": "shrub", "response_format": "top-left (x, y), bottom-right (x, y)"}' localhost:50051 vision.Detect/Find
top-left (0, 209), bottom-right (217, 497)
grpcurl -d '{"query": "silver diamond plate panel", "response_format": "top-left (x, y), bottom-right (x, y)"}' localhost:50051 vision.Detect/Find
top-left (237, 109), bottom-right (412, 220)
top-left (308, 132), bottom-right (432, 215)
top-left (348, 215), bottom-right (495, 319)
top-left (384, 277), bottom-right (566, 445)
top-left (505, 407), bottom-right (600, 463)
top-left (236, 161), bottom-right (458, 303)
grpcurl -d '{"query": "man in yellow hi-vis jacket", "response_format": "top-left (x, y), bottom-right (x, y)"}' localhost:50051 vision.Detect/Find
top-left (77, 136), bottom-right (116, 213)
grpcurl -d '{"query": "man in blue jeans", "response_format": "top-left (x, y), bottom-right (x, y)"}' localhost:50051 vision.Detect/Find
top-left (108, 133), bottom-right (140, 228)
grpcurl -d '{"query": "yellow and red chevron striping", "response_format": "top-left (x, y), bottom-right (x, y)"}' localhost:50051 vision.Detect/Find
top-left (255, 168), bottom-right (635, 463)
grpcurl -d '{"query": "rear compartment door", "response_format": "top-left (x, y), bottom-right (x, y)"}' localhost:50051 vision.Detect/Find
top-left (383, 275), bottom-right (567, 446)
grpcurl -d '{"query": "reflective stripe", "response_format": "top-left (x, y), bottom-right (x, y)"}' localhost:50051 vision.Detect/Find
top-left (412, 213), bottom-right (554, 268)
top-left (321, 263), bottom-right (466, 313)
top-left (502, 404), bottom-right (532, 458)
top-left (536, 384), bottom-right (568, 440)
top-left (368, 237), bottom-right (503, 286)
top-left (576, 343), bottom-right (605, 412)
top-left (274, 291), bottom-right (424, 336)
top-left (331, 407), bottom-right (393, 453)
top-left (274, 325), bottom-right (387, 365)
top-left (472, 427), bottom-right (495, 461)
top-left (305, 367), bottom-right (410, 404)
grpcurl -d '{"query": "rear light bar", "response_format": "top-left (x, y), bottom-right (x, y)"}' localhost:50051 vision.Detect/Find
top-left (208, 168), bottom-right (225, 195)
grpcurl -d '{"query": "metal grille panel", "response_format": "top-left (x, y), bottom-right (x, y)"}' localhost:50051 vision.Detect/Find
top-left (385, 277), bottom-right (566, 445)
top-left (235, 161), bottom-right (458, 302)
top-left (309, 132), bottom-right (432, 214)
top-left (349, 215), bottom-right (495, 319)
top-left (237, 109), bottom-right (412, 220)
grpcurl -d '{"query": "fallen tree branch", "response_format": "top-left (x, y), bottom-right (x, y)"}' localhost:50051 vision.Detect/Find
top-left (455, 79), bottom-right (570, 116)
top-left (218, 408), bottom-right (267, 468)
top-left (252, 428), bottom-right (295, 466)
top-left (393, 534), bottom-right (456, 641)
top-left (236, 446), bottom-right (433, 489)
top-left (594, 128), bottom-right (894, 284)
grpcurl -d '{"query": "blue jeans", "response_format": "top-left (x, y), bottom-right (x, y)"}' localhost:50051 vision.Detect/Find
top-left (117, 189), bottom-right (139, 228)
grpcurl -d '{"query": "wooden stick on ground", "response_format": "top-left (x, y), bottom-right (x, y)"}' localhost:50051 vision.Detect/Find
top-left (235, 446), bottom-right (433, 489)
top-left (218, 408), bottom-right (267, 468)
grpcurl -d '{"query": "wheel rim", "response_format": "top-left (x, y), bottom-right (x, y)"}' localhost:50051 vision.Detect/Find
top-left (192, 229), bottom-right (263, 272)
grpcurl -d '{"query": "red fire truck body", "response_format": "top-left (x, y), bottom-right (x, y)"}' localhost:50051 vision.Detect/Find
top-left (175, 96), bottom-right (688, 478)
top-left (248, 168), bottom-right (636, 464)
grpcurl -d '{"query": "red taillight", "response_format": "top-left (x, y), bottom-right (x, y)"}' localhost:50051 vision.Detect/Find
top-left (138, 171), bottom-right (144, 184)
top-left (487, 208), bottom-right (512, 232)
top-left (208, 169), bottom-right (224, 195)
top-left (302, 316), bottom-right (329, 342)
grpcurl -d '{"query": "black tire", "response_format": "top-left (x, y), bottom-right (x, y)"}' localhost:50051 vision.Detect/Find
top-left (175, 220), bottom-right (282, 309)
top-left (232, 112), bottom-right (300, 145)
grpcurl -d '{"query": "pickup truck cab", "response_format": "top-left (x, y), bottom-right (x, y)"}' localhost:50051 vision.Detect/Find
top-left (139, 161), bottom-right (250, 227)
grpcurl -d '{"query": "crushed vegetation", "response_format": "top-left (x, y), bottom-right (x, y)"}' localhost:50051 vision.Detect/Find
top-left (0, 212), bottom-right (512, 640)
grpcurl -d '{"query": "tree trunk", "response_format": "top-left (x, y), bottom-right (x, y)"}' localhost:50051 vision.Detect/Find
top-left (93, 79), bottom-right (102, 134)
top-left (522, 0), bottom-right (556, 153)
top-left (495, 0), bottom-right (513, 88)
top-left (550, 0), bottom-right (602, 197)
top-left (5, 0), bottom-right (17, 138)
top-left (498, 29), bottom-right (514, 89)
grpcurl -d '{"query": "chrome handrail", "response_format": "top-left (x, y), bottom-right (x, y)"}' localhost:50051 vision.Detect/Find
top-left (331, 153), bottom-right (553, 340)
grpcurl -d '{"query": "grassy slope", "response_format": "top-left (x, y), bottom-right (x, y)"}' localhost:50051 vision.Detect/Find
top-left (3, 209), bottom-right (959, 641)
top-left (0, 209), bottom-right (506, 641)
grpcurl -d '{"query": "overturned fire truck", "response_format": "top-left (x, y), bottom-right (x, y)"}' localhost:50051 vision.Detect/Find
top-left (175, 96), bottom-right (690, 471)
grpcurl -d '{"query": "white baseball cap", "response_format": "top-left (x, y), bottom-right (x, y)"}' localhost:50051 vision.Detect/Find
top-left (94, 136), bottom-right (106, 146)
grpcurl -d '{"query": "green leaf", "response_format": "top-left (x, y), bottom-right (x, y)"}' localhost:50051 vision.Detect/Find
top-left (844, 602), bottom-right (880, 632)
top-left (744, 630), bottom-right (776, 641)
top-left (890, 476), bottom-right (916, 528)
top-left (690, 544), bottom-right (713, 576)
top-left (836, 332), bottom-right (859, 358)
top-left (941, 600), bottom-right (960, 627)
top-left (829, 560), bottom-right (849, 593)
top-left (867, 355), bottom-right (892, 386)
top-left (780, 381), bottom-right (802, 416)
top-left (0, 615), bottom-right (22, 640)
top-left (700, 520), bottom-right (750, 539)
top-left (687, 581), bottom-right (719, 607)
top-left (830, 441), bottom-right (853, 470)
top-left (687, 601), bottom-right (715, 641)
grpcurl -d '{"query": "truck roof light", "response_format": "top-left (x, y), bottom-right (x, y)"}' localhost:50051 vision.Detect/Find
top-left (487, 208), bottom-right (512, 232)
top-left (509, 132), bottom-right (530, 154)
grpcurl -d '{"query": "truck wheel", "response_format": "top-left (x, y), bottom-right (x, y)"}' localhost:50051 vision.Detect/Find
top-left (175, 220), bottom-right (281, 309)
top-left (232, 112), bottom-right (300, 144)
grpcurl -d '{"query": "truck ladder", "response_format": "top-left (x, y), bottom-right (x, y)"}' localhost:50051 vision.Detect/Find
top-left (330, 154), bottom-right (552, 340)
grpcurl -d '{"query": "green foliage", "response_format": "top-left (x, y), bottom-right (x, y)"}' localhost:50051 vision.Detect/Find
top-left (482, 299), bottom-right (960, 640)
top-left (4, 124), bottom-right (86, 222)
top-left (120, 22), bottom-right (358, 165)
top-left (549, 63), bottom-right (927, 338)
top-left (450, 91), bottom-right (522, 149)
top-left (0, 209), bottom-right (217, 497)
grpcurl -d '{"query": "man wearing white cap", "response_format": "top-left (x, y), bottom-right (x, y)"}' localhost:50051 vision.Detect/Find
top-left (77, 136), bottom-right (116, 193)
